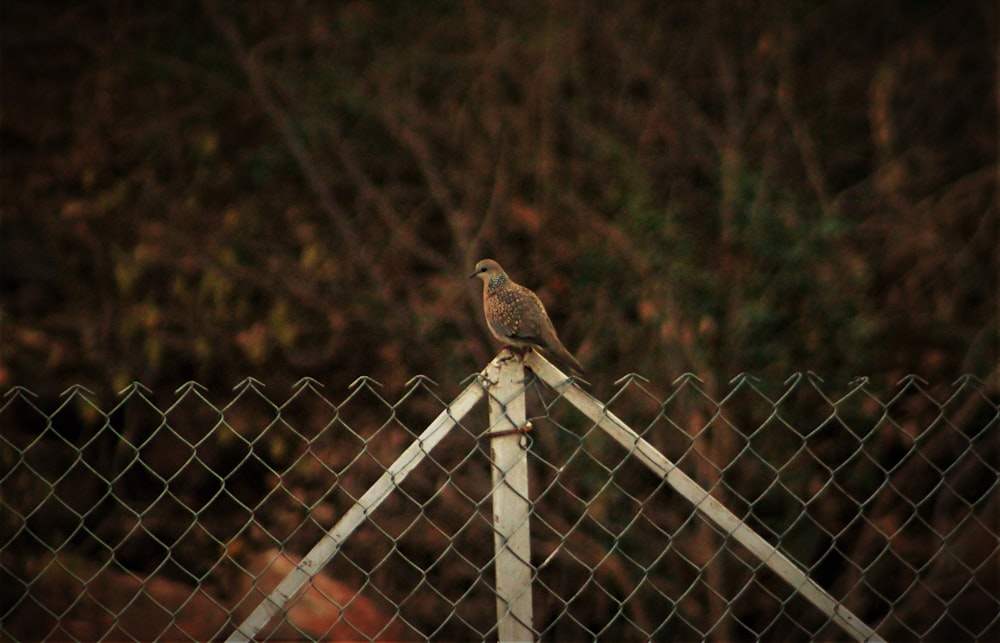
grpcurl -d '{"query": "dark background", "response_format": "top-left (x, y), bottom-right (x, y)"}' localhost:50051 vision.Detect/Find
top-left (2, 0), bottom-right (996, 398)
top-left (1, 2), bottom-right (998, 640)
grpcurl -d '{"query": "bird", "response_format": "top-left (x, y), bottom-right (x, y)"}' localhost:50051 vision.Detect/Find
top-left (470, 258), bottom-right (585, 375)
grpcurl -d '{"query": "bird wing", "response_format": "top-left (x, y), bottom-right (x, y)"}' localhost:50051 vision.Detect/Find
top-left (486, 284), bottom-right (553, 347)
top-left (509, 288), bottom-right (556, 345)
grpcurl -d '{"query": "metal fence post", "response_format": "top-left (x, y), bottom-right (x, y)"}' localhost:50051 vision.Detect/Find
top-left (486, 355), bottom-right (534, 642)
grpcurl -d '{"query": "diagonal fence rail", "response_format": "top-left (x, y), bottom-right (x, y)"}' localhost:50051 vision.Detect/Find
top-left (2, 363), bottom-right (997, 641)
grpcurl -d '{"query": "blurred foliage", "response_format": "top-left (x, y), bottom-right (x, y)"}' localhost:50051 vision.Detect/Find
top-left (2, 0), bottom-right (997, 398)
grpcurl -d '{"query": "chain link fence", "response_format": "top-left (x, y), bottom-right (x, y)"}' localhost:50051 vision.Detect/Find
top-left (2, 364), bottom-right (997, 641)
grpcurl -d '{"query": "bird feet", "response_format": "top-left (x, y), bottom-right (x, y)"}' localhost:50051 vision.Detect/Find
top-left (500, 345), bottom-right (531, 363)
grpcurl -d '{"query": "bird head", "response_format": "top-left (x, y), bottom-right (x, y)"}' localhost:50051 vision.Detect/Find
top-left (469, 258), bottom-right (505, 281)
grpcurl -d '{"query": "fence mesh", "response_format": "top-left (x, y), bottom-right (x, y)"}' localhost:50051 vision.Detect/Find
top-left (2, 373), bottom-right (997, 641)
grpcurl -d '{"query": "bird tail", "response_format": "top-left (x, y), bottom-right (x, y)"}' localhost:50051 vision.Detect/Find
top-left (543, 343), bottom-right (585, 376)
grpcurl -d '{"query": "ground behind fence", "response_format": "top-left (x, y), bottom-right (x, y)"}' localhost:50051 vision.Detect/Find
top-left (1, 369), bottom-right (997, 641)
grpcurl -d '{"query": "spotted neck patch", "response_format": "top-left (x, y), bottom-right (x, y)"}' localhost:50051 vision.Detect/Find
top-left (488, 272), bottom-right (507, 291)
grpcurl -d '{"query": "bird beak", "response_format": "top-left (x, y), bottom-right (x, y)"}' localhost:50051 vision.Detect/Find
top-left (468, 269), bottom-right (478, 279)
